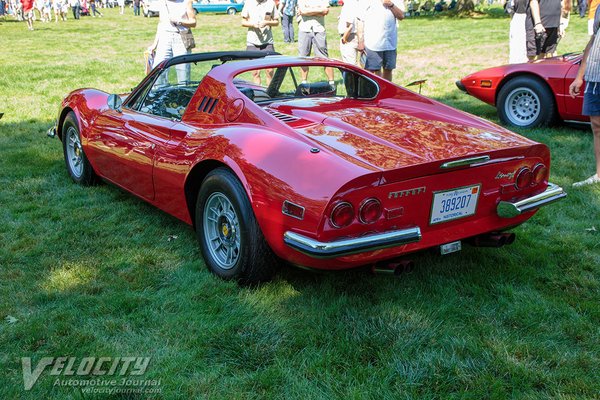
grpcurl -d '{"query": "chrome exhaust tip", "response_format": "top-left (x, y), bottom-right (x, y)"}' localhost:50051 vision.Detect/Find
top-left (372, 260), bottom-right (414, 276)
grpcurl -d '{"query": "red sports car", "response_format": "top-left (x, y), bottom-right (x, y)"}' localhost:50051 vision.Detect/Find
top-left (457, 53), bottom-right (587, 128)
top-left (49, 51), bottom-right (566, 283)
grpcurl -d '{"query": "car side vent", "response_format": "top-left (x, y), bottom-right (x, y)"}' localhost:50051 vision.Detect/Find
top-left (198, 97), bottom-right (219, 114)
top-left (266, 109), bottom-right (299, 123)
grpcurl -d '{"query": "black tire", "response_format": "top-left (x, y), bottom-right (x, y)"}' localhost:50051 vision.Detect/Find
top-left (62, 111), bottom-right (97, 185)
top-left (497, 75), bottom-right (556, 128)
top-left (226, 7), bottom-right (236, 15)
top-left (195, 168), bottom-right (279, 284)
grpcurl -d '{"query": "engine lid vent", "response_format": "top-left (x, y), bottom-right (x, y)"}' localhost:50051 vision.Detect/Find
top-left (198, 97), bottom-right (219, 113)
top-left (266, 109), bottom-right (299, 123)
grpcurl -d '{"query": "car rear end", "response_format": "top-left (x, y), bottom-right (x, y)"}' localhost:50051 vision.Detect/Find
top-left (284, 144), bottom-right (565, 269)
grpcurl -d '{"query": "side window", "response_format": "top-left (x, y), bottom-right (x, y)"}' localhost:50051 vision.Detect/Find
top-left (138, 65), bottom-right (196, 120)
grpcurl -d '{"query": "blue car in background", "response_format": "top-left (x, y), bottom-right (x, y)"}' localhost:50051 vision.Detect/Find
top-left (192, 0), bottom-right (244, 14)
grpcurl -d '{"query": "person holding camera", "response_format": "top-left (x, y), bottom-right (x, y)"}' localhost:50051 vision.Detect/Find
top-left (526, 0), bottom-right (566, 60)
top-left (241, 0), bottom-right (280, 85)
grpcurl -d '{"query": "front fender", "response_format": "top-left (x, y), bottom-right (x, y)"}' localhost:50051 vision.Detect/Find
top-left (57, 89), bottom-right (110, 144)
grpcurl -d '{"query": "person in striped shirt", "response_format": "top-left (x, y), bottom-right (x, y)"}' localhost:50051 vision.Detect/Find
top-left (569, 5), bottom-right (600, 187)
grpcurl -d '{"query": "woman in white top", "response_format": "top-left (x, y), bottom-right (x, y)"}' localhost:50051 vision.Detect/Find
top-left (148, 0), bottom-right (196, 82)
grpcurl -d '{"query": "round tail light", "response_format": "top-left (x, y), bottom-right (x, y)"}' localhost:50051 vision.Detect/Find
top-left (515, 167), bottom-right (533, 190)
top-left (330, 202), bottom-right (354, 228)
top-left (359, 198), bottom-right (382, 224)
top-left (532, 163), bottom-right (548, 185)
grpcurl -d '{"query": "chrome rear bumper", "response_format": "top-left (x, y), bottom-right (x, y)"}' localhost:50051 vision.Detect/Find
top-left (283, 227), bottom-right (422, 259)
top-left (497, 183), bottom-right (566, 218)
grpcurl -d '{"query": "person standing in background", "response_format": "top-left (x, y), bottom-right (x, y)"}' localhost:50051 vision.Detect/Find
top-left (357, 0), bottom-right (405, 82)
top-left (508, 0), bottom-right (528, 63)
top-left (297, 0), bottom-right (335, 84)
top-left (338, 0), bottom-right (359, 65)
top-left (133, 0), bottom-right (140, 15)
top-left (148, 0), bottom-right (197, 82)
top-left (526, 0), bottom-right (561, 60)
top-left (69, 0), bottom-right (80, 19)
top-left (241, 0), bottom-right (280, 85)
top-left (53, 0), bottom-right (62, 21)
top-left (21, 0), bottom-right (34, 29)
top-left (42, 0), bottom-right (51, 21)
top-left (90, 0), bottom-right (102, 16)
top-left (589, 0), bottom-right (600, 35)
top-left (117, 0), bottom-right (124, 13)
top-left (569, 5), bottom-right (600, 187)
top-left (279, 0), bottom-right (297, 43)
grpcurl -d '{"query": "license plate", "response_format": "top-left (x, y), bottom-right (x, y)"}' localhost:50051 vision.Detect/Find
top-left (430, 184), bottom-right (480, 225)
top-left (440, 241), bottom-right (461, 255)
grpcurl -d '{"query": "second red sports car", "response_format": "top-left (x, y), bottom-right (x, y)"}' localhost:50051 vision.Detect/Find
top-left (458, 53), bottom-right (588, 128)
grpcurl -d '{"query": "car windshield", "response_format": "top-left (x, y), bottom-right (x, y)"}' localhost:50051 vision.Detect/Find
top-left (233, 66), bottom-right (379, 104)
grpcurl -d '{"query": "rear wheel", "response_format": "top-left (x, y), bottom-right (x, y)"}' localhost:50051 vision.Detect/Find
top-left (62, 111), bottom-right (96, 185)
top-left (195, 168), bottom-right (279, 284)
top-left (227, 7), bottom-right (236, 14)
top-left (497, 75), bottom-right (556, 128)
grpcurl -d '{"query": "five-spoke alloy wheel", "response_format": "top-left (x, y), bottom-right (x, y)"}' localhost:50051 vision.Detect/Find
top-left (196, 168), bottom-right (278, 284)
top-left (62, 111), bottom-right (96, 185)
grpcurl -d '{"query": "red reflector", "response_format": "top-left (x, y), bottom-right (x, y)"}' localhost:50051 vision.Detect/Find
top-left (515, 167), bottom-right (533, 190)
top-left (532, 163), bottom-right (548, 185)
top-left (282, 200), bottom-right (305, 220)
top-left (330, 202), bottom-right (354, 228)
top-left (359, 198), bottom-right (382, 224)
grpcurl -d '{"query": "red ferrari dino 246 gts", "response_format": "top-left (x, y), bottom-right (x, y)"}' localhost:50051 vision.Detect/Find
top-left (49, 51), bottom-right (566, 283)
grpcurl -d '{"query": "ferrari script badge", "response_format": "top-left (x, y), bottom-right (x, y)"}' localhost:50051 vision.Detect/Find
top-left (388, 186), bottom-right (426, 199)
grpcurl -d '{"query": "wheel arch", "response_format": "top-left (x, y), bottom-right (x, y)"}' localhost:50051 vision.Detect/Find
top-left (57, 107), bottom-right (76, 141)
top-left (495, 71), bottom-right (557, 110)
top-left (184, 159), bottom-right (248, 228)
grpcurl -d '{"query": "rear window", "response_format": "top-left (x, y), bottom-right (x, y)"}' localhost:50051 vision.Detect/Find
top-left (233, 66), bottom-right (379, 104)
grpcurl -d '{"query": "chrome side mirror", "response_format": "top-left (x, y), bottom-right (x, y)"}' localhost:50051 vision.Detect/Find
top-left (107, 94), bottom-right (123, 112)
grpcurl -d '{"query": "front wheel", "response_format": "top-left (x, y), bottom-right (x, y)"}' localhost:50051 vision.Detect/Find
top-left (62, 111), bottom-right (96, 185)
top-left (195, 168), bottom-right (279, 284)
top-left (497, 75), bottom-right (556, 128)
top-left (226, 7), bottom-right (236, 14)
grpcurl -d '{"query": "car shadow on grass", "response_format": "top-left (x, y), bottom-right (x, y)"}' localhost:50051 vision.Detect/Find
top-left (2, 118), bottom-right (599, 398)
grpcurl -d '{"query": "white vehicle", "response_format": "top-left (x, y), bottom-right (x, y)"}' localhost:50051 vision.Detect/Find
top-left (143, 0), bottom-right (160, 17)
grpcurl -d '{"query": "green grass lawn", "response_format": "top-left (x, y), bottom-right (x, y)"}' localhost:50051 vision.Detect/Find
top-left (1, 7), bottom-right (599, 399)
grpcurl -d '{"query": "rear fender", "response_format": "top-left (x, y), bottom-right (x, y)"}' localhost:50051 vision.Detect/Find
top-left (184, 127), bottom-right (372, 258)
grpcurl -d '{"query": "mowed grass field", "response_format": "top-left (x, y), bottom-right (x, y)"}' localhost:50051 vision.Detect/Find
top-left (1, 6), bottom-right (599, 399)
